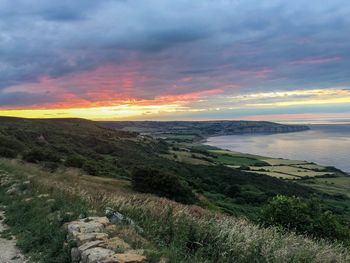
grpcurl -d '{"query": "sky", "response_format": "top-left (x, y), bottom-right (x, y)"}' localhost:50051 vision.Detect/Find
top-left (0, 0), bottom-right (350, 122)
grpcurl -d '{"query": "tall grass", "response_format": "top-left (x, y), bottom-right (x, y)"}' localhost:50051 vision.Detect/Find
top-left (1, 159), bottom-right (349, 263)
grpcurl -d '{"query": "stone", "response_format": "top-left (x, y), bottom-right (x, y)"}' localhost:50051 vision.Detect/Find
top-left (67, 221), bottom-right (104, 236)
top-left (81, 247), bottom-right (115, 263)
top-left (6, 185), bottom-right (19, 195)
top-left (105, 237), bottom-right (131, 252)
top-left (37, 194), bottom-right (49, 198)
top-left (71, 247), bottom-right (80, 262)
top-left (83, 217), bottom-right (111, 227)
top-left (76, 232), bottom-right (109, 246)
top-left (101, 253), bottom-right (147, 263)
top-left (78, 240), bottom-right (105, 252)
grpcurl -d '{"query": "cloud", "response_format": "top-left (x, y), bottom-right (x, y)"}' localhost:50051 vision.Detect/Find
top-left (0, 0), bottom-right (350, 119)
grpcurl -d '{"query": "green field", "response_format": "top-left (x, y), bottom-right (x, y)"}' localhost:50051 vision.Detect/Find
top-left (301, 177), bottom-right (350, 198)
top-left (209, 150), bottom-right (267, 166)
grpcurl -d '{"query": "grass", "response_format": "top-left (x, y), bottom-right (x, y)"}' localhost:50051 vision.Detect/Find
top-left (249, 166), bottom-right (334, 178)
top-left (1, 159), bottom-right (349, 263)
top-left (246, 171), bottom-right (298, 180)
top-left (262, 158), bottom-right (309, 166)
top-left (0, 179), bottom-right (87, 262)
top-left (301, 177), bottom-right (350, 198)
top-left (209, 150), bottom-right (267, 166)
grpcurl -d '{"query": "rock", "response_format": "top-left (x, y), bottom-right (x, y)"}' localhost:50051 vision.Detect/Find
top-left (81, 247), bottom-right (115, 263)
top-left (46, 199), bottom-right (56, 204)
top-left (6, 185), bottom-right (19, 195)
top-left (158, 257), bottom-right (169, 263)
top-left (83, 217), bottom-right (110, 227)
top-left (67, 221), bottom-right (104, 236)
top-left (71, 247), bottom-right (80, 262)
top-left (65, 212), bottom-right (74, 216)
top-left (104, 208), bottom-right (142, 233)
top-left (105, 237), bottom-right (131, 252)
top-left (105, 208), bottom-right (125, 225)
top-left (78, 240), bottom-right (105, 252)
top-left (101, 253), bottom-right (147, 263)
top-left (37, 194), bottom-right (49, 198)
top-left (76, 232), bottom-right (109, 246)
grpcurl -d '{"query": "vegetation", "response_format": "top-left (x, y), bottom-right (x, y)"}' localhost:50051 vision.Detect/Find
top-left (260, 195), bottom-right (350, 244)
top-left (0, 117), bottom-right (349, 261)
top-left (131, 168), bottom-right (196, 204)
top-left (0, 160), bottom-right (349, 263)
top-left (0, 117), bottom-right (320, 218)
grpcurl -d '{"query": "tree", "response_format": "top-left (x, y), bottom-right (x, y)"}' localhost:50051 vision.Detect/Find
top-left (131, 168), bottom-right (196, 204)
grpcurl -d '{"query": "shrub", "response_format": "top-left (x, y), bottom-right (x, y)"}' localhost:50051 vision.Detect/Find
top-left (131, 168), bottom-right (196, 204)
top-left (0, 147), bottom-right (18, 158)
top-left (82, 160), bottom-right (99, 176)
top-left (259, 195), bottom-right (350, 242)
top-left (22, 148), bottom-right (61, 163)
top-left (65, 155), bottom-right (85, 168)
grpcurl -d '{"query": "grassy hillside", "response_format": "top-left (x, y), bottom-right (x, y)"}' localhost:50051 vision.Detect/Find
top-left (0, 117), bottom-right (317, 215)
top-left (0, 159), bottom-right (349, 263)
top-left (0, 117), bottom-right (349, 261)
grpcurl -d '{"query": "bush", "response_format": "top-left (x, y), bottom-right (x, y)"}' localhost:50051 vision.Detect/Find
top-left (22, 148), bottom-right (61, 163)
top-left (0, 135), bottom-right (24, 151)
top-left (259, 195), bottom-right (350, 242)
top-left (0, 147), bottom-right (18, 158)
top-left (131, 168), bottom-right (196, 204)
top-left (65, 155), bottom-right (85, 168)
top-left (82, 160), bottom-right (99, 176)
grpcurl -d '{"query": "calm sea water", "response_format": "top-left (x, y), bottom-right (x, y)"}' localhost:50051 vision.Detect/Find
top-left (205, 125), bottom-right (350, 173)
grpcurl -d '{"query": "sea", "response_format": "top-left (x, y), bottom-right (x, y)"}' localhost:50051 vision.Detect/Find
top-left (205, 124), bottom-right (350, 173)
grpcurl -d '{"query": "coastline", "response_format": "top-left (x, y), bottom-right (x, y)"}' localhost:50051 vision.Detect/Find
top-left (200, 131), bottom-right (349, 177)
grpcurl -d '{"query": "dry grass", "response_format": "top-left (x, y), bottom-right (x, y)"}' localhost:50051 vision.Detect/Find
top-left (1, 158), bottom-right (349, 263)
top-left (262, 158), bottom-right (309, 166)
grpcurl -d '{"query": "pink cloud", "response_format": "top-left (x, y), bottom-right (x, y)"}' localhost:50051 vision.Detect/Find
top-left (1, 64), bottom-right (226, 110)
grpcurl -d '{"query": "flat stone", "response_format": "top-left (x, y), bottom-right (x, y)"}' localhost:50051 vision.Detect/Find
top-left (101, 253), bottom-right (147, 263)
top-left (68, 221), bottom-right (104, 236)
top-left (78, 240), bottom-right (105, 252)
top-left (81, 247), bottom-right (115, 263)
top-left (82, 217), bottom-right (111, 227)
top-left (76, 232), bottom-right (109, 246)
top-left (37, 194), bottom-right (49, 198)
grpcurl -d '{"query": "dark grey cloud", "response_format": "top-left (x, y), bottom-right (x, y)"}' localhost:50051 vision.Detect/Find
top-left (0, 0), bottom-right (350, 107)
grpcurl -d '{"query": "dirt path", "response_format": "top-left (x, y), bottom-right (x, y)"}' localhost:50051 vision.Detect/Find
top-left (0, 211), bottom-right (26, 263)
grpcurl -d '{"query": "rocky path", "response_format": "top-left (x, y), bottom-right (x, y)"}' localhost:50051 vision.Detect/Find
top-left (0, 211), bottom-right (26, 263)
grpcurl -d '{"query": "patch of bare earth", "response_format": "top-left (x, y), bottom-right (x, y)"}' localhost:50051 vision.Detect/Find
top-left (0, 211), bottom-right (26, 263)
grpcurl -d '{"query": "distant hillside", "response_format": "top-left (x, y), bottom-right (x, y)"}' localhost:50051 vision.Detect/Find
top-left (100, 120), bottom-right (309, 142)
top-left (0, 117), bottom-right (315, 213)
